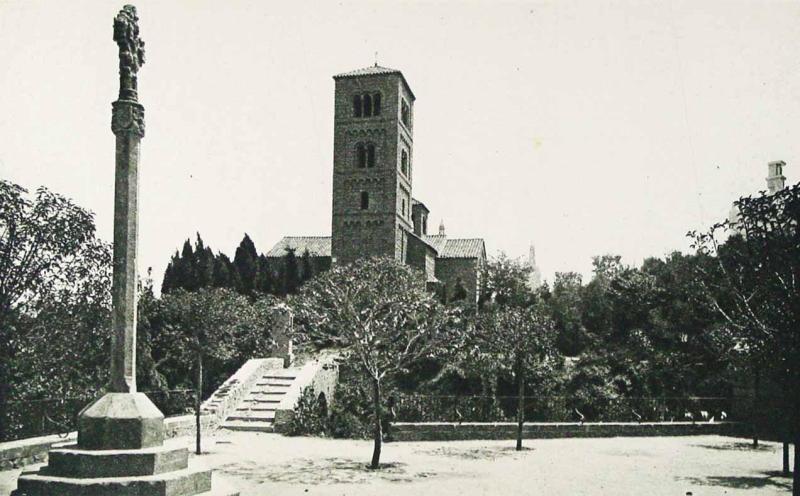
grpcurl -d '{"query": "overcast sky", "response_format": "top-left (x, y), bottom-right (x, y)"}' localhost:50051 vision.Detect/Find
top-left (2, 0), bottom-right (799, 287)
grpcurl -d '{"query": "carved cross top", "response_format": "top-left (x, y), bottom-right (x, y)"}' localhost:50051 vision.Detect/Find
top-left (113, 5), bottom-right (146, 100)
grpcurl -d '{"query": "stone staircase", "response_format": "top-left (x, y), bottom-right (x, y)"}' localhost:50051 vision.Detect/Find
top-left (220, 367), bottom-right (304, 433)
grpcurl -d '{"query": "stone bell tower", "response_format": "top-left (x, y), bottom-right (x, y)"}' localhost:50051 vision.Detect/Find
top-left (330, 65), bottom-right (416, 265)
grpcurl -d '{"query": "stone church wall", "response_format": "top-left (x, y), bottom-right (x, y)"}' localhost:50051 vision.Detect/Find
top-left (435, 258), bottom-right (480, 303)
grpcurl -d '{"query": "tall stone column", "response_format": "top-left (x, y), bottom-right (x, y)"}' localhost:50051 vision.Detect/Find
top-left (109, 94), bottom-right (144, 393)
top-left (12, 6), bottom-right (238, 494)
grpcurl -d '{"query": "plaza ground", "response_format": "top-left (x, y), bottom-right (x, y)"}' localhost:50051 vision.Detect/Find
top-left (1, 432), bottom-right (792, 495)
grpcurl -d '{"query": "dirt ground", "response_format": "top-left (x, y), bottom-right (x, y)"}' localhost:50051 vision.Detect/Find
top-left (1, 432), bottom-right (793, 495)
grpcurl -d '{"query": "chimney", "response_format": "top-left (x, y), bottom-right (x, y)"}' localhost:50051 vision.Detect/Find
top-left (439, 219), bottom-right (446, 236)
top-left (767, 160), bottom-right (786, 194)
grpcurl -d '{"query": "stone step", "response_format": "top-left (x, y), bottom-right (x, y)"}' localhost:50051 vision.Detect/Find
top-left (226, 412), bottom-right (275, 422)
top-left (12, 467), bottom-right (212, 496)
top-left (249, 390), bottom-right (286, 396)
top-left (242, 398), bottom-right (281, 404)
top-left (260, 375), bottom-right (296, 380)
top-left (254, 382), bottom-right (292, 387)
top-left (42, 446), bottom-right (188, 478)
top-left (235, 406), bottom-right (276, 412)
top-left (220, 420), bottom-right (274, 433)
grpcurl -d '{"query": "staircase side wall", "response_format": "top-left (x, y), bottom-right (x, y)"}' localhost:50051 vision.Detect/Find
top-left (273, 356), bottom-right (339, 433)
top-left (202, 358), bottom-right (284, 422)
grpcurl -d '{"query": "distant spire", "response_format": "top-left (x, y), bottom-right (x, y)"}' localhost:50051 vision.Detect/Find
top-left (374, 51), bottom-right (378, 67)
top-left (527, 243), bottom-right (542, 290)
top-left (439, 219), bottom-right (446, 236)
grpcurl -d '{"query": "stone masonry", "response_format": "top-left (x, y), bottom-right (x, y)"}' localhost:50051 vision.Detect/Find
top-left (268, 65), bottom-right (487, 303)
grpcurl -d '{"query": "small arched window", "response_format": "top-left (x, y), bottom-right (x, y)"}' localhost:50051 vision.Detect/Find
top-left (353, 95), bottom-right (362, 117)
top-left (401, 150), bottom-right (408, 176)
top-left (356, 144), bottom-right (367, 168)
top-left (402, 198), bottom-right (406, 217)
top-left (367, 144), bottom-right (376, 168)
top-left (360, 191), bottom-right (369, 210)
top-left (373, 93), bottom-right (381, 116)
top-left (363, 94), bottom-right (372, 117)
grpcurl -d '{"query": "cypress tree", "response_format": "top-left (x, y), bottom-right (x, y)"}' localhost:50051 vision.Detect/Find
top-left (300, 249), bottom-right (314, 284)
top-left (254, 254), bottom-right (272, 294)
top-left (212, 254), bottom-right (232, 288)
top-left (194, 233), bottom-right (214, 289)
top-left (283, 247), bottom-right (300, 295)
top-left (233, 234), bottom-right (259, 296)
top-left (178, 238), bottom-right (197, 291)
top-left (161, 250), bottom-right (180, 294)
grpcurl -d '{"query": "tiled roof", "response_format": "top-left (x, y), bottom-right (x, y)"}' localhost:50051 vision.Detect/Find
top-left (440, 238), bottom-right (486, 259)
top-left (411, 198), bottom-right (429, 213)
top-left (266, 236), bottom-right (331, 258)
top-left (333, 65), bottom-right (402, 78)
top-left (333, 65), bottom-right (416, 100)
top-left (423, 234), bottom-right (448, 254)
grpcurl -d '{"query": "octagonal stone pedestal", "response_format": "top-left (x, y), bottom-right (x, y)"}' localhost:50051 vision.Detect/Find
top-left (78, 393), bottom-right (165, 450)
top-left (11, 393), bottom-right (238, 496)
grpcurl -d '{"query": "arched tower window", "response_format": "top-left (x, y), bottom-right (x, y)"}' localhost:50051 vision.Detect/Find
top-left (353, 95), bottom-right (362, 117)
top-left (373, 93), bottom-right (381, 116)
top-left (363, 94), bottom-right (372, 117)
top-left (401, 99), bottom-right (410, 127)
top-left (367, 144), bottom-right (376, 168)
top-left (360, 191), bottom-right (369, 210)
top-left (356, 144), bottom-right (367, 168)
top-left (401, 150), bottom-right (408, 176)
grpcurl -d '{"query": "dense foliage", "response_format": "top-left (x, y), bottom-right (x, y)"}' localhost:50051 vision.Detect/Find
top-left (0, 180), bottom-right (112, 439)
top-left (161, 233), bottom-right (325, 297)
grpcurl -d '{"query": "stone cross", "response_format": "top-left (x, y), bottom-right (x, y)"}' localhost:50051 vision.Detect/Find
top-left (109, 4), bottom-right (145, 393)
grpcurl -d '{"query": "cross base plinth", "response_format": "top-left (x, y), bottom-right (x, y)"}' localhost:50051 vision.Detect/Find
top-left (78, 393), bottom-right (165, 450)
top-left (10, 393), bottom-right (239, 496)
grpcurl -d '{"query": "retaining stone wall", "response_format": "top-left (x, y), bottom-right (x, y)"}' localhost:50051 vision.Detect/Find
top-left (390, 421), bottom-right (740, 442)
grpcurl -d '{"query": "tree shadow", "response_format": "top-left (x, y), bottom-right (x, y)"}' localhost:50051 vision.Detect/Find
top-left (679, 472), bottom-right (791, 491)
top-left (218, 457), bottom-right (437, 485)
top-left (414, 445), bottom-right (532, 460)
top-left (690, 441), bottom-right (776, 452)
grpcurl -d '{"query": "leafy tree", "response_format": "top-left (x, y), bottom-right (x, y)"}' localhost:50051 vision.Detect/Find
top-left (550, 272), bottom-right (585, 356)
top-left (691, 183), bottom-right (800, 493)
top-left (158, 288), bottom-right (257, 454)
top-left (478, 252), bottom-right (534, 308)
top-left (0, 180), bottom-right (106, 439)
top-left (471, 303), bottom-right (558, 450)
top-left (580, 255), bottom-right (621, 340)
top-left (291, 257), bottom-right (464, 468)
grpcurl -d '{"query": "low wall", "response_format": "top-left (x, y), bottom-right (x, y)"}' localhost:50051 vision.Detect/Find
top-left (0, 413), bottom-right (216, 470)
top-left (390, 421), bottom-right (740, 442)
